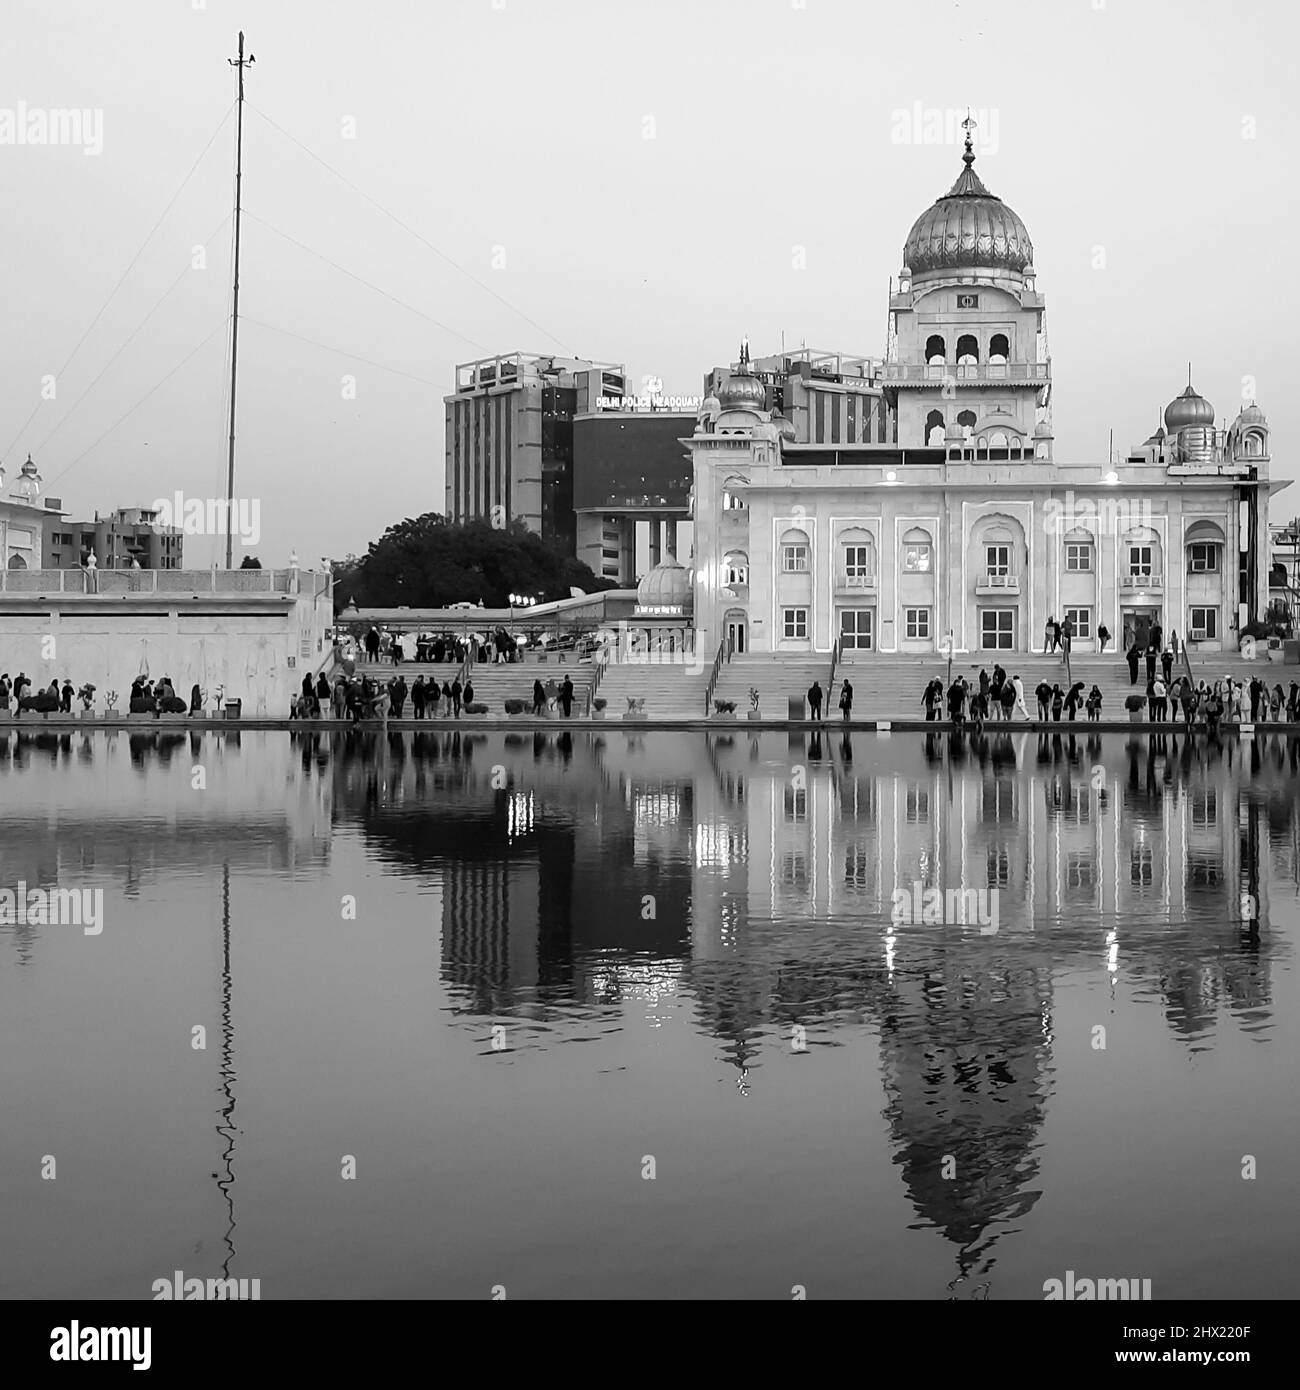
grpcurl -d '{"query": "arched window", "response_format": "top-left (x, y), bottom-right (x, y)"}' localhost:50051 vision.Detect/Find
top-left (723, 550), bottom-right (750, 587)
top-left (1123, 526), bottom-right (1161, 583)
top-left (780, 527), bottom-right (810, 573)
top-left (902, 526), bottom-right (933, 574)
top-left (956, 333), bottom-right (979, 364)
top-left (6, 554), bottom-right (27, 570)
top-left (838, 527), bottom-right (876, 586)
top-left (956, 409), bottom-right (977, 440)
top-left (925, 334), bottom-right (946, 365)
top-left (989, 333), bottom-right (1009, 364)
top-left (926, 409), bottom-right (945, 445)
top-left (1186, 521), bottom-right (1224, 576)
top-left (1243, 431), bottom-right (1264, 457)
top-left (989, 431), bottom-right (1009, 450)
top-left (721, 476), bottom-right (748, 511)
top-left (1063, 526), bottom-right (1094, 574)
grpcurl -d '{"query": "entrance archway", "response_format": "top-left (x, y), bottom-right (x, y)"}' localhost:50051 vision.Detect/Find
top-left (724, 608), bottom-right (747, 655)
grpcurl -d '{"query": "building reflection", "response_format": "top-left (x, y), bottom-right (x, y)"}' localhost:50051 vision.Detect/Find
top-left (329, 725), bottom-right (1291, 1284)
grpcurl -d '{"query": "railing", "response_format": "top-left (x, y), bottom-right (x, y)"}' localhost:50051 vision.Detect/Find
top-left (586, 641), bottom-right (612, 716)
top-left (828, 635), bottom-right (841, 702)
top-left (703, 638), bottom-right (728, 717)
top-left (881, 361), bottom-right (1050, 385)
top-left (1120, 571), bottom-right (1163, 590)
top-left (0, 567), bottom-right (326, 596)
top-left (977, 571), bottom-right (1021, 592)
top-left (839, 572), bottom-right (877, 590)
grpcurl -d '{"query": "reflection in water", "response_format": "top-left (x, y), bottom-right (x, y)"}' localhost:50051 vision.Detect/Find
top-left (0, 725), bottom-right (1295, 1298)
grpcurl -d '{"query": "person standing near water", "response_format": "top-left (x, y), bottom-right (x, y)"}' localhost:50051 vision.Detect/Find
top-left (838, 679), bottom-right (853, 721)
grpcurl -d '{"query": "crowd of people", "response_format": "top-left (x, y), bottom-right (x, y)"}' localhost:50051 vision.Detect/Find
top-left (357, 625), bottom-right (528, 666)
top-left (921, 666), bottom-right (1044, 729)
top-left (290, 670), bottom-right (581, 722)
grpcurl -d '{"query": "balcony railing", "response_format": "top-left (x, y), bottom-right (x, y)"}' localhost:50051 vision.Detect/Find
top-left (976, 571), bottom-right (1020, 594)
top-left (1120, 571), bottom-right (1163, 591)
top-left (0, 568), bottom-right (329, 597)
top-left (838, 572), bottom-right (877, 591)
top-left (881, 361), bottom-right (1050, 386)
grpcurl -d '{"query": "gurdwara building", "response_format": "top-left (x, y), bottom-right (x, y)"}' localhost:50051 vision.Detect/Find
top-left (686, 131), bottom-right (1283, 660)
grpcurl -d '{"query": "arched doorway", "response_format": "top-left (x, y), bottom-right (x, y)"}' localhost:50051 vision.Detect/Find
top-left (724, 608), bottom-right (747, 655)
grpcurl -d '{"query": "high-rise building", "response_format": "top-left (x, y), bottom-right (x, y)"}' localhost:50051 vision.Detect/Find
top-left (444, 353), bottom-right (626, 553)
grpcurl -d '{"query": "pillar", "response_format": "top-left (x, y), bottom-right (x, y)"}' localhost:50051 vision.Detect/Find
top-left (665, 517), bottom-right (677, 561)
top-left (648, 516), bottom-right (662, 569)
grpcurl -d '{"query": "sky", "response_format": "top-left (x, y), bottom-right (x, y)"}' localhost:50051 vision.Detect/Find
top-left (2, 0), bottom-right (1296, 566)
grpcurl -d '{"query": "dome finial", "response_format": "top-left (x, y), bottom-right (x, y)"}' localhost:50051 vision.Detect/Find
top-left (739, 337), bottom-right (750, 367)
top-left (961, 109), bottom-right (977, 167)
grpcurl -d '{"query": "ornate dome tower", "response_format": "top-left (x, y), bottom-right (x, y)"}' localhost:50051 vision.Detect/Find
top-left (715, 340), bottom-right (767, 414)
top-left (888, 115), bottom-right (1049, 457)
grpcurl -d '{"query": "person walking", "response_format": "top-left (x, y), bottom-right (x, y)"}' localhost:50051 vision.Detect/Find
top-left (1160, 644), bottom-right (1174, 684)
top-left (560, 676), bottom-right (574, 717)
top-left (533, 679), bottom-right (546, 715)
top-left (807, 680), bottom-right (824, 722)
top-left (451, 677), bottom-right (463, 717)
top-left (411, 676), bottom-right (426, 720)
top-left (462, 678), bottom-right (474, 712)
top-left (1152, 622), bottom-right (1164, 654)
top-left (1012, 674), bottom-right (1029, 720)
top-left (923, 678), bottom-right (942, 721)
top-left (1061, 615), bottom-right (1074, 657)
top-left (365, 626), bottom-right (380, 661)
top-left (1044, 616), bottom-right (1057, 653)
top-left (838, 679), bottom-right (853, 722)
top-left (1098, 624), bottom-right (1111, 655)
top-left (1035, 679), bottom-right (1052, 721)
top-left (1127, 642), bottom-right (1141, 685)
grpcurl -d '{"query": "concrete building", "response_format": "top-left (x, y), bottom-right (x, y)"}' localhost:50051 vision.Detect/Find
top-left (42, 505), bottom-right (183, 570)
top-left (444, 353), bottom-right (626, 554)
top-left (686, 132), bottom-right (1284, 659)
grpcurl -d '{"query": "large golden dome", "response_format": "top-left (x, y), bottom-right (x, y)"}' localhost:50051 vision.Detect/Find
top-left (903, 141), bottom-right (1033, 277)
top-left (1164, 383), bottom-right (1215, 432)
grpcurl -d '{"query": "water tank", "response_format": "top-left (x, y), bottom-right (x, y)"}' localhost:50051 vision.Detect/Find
top-left (1178, 425), bottom-right (1215, 464)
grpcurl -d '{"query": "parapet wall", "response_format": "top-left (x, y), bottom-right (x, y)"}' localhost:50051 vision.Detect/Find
top-left (0, 569), bottom-right (333, 716)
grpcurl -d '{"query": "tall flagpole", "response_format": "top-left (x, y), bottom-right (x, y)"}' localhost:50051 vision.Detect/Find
top-left (225, 33), bottom-right (254, 568)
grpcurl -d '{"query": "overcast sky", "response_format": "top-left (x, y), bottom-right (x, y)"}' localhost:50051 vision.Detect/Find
top-left (3, 0), bottom-right (1295, 565)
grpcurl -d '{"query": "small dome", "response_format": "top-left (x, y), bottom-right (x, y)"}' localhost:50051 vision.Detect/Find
top-left (1033, 420), bottom-right (1053, 439)
top-left (1164, 383), bottom-right (1215, 432)
top-left (636, 558), bottom-right (692, 609)
top-left (717, 369), bottom-right (765, 412)
top-left (772, 412), bottom-right (797, 442)
top-left (701, 393), bottom-right (721, 416)
top-left (945, 419), bottom-right (964, 441)
top-left (1234, 402), bottom-right (1266, 426)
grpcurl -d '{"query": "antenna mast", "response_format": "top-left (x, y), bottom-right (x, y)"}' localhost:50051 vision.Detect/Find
top-left (225, 33), bottom-right (254, 568)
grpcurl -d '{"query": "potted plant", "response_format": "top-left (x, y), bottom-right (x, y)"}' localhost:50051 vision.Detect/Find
top-left (624, 696), bottom-right (646, 721)
top-left (592, 697), bottom-right (607, 721)
top-left (1124, 693), bottom-right (1147, 722)
top-left (77, 684), bottom-right (97, 719)
top-left (463, 702), bottom-right (488, 717)
top-left (504, 698), bottom-right (526, 718)
top-left (713, 699), bottom-right (736, 720)
top-left (747, 687), bottom-right (761, 721)
top-left (104, 691), bottom-right (120, 720)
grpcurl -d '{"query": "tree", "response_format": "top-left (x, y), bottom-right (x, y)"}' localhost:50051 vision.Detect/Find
top-left (239, 555), bottom-right (262, 569)
top-left (330, 514), bottom-right (616, 612)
